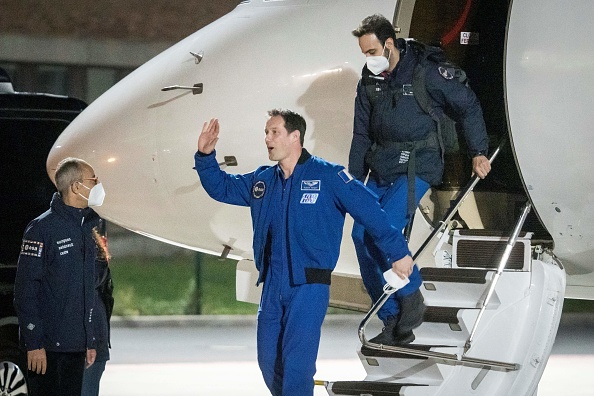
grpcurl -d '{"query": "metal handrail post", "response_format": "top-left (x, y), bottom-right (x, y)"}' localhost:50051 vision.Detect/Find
top-left (463, 201), bottom-right (532, 354)
top-left (358, 285), bottom-right (396, 344)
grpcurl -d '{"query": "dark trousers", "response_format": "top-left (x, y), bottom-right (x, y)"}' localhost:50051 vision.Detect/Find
top-left (27, 351), bottom-right (86, 396)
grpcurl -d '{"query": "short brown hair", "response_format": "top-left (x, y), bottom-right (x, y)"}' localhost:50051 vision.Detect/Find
top-left (267, 109), bottom-right (306, 146)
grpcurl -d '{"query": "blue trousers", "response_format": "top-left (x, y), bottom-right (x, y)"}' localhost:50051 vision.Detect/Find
top-left (257, 277), bottom-right (329, 396)
top-left (352, 176), bottom-right (429, 324)
top-left (81, 359), bottom-right (106, 396)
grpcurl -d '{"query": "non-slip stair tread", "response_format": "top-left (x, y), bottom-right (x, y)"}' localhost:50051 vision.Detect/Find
top-left (420, 267), bottom-right (489, 284)
top-left (424, 306), bottom-right (462, 323)
top-left (360, 344), bottom-right (457, 359)
top-left (330, 381), bottom-right (429, 395)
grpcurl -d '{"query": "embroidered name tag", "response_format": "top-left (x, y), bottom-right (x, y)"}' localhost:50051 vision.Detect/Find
top-left (300, 193), bottom-right (319, 204)
top-left (301, 180), bottom-right (321, 191)
top-left (20, 240), bottom-right (43, 257)
top-left (57, 238), bottom-right (73, 256)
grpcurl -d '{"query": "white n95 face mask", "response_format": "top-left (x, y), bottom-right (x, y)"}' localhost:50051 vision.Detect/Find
top-left (78, 182), bottom-right (106, 207)
top-left (366, 55), bottom-right (390, 75)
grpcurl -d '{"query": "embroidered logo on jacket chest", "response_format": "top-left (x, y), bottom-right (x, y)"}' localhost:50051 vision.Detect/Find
top-left (301, 180), bottom-right (320, 191)
top-left (300, 193), bottom-right (319, 204)
top-left (252, 181), bottom-right (266, 199)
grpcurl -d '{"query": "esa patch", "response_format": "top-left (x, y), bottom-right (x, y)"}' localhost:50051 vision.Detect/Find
top-left (438, 66), bottom-right (454, 80)
top-left (300, 193), bottom-right (319, 204)
top-left (338, 169), bottom-right (354, 183)
top-left (20, 240), bottom-right (43, 258)
top-left (252, 181), bottom-right (266, 199)
top-left (301, 180), bottom-right (320, 191)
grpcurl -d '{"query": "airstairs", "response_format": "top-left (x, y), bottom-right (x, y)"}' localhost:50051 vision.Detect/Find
top-left (323, 145), bottom-right (566, 396)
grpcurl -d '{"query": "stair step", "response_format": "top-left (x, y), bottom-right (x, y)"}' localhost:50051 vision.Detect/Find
top-left (415, 322), bottom-right (467, 346)
top-left (361, 344), bottom-right (434, 359)
top-left (420, 268), bottom-right (499, 309)
top-left (452, 230), bottom-right (531, 270)
top-left (424, 306), bottom-right (460, 324)
top-left (421, 267), bottom-right (488, 284)
top-left (329, 381), bottom-right (432, 396)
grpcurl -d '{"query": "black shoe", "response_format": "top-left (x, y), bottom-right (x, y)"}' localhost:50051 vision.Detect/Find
top-left (395, 290), bottom-right (426, 334)
top-left (368, 316), bottom-right (398, 345)
top-left (393, 330), bottom-right (415, 345)
top-left (369, 327), bottom-right (415, 346)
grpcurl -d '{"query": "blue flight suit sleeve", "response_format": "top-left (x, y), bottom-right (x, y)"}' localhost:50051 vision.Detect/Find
top-left (348, 80), bottom-right (373, 182)
top-left (425, 67), bottom-right (489, 156)
top-left (332, 169), bottom-right (410, 263)
top-left (194, 150), bottom-right (254, 206)
top-left (13, 222), bottom-right (45, 350)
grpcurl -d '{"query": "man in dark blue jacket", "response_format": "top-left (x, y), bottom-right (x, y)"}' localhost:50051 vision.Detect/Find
top-left (194, 109), bottom-right (413, 396)
top-left (349, 14), bottom-right (492, 345)
top-left (14, 157), bottom-right (106, 396)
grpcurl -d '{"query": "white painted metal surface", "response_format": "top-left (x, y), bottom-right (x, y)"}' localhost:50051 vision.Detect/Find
top-left (505, 0), bottom-right (594, 297)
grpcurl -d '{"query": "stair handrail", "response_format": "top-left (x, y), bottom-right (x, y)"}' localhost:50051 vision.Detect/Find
top-left (412, 137), bottom-right (506, 262)
top-left (463, 201), bottom-right (532, 354)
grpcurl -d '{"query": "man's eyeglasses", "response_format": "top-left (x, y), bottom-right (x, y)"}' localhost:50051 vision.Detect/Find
top-left (82, 177), bottom-right (99, 185)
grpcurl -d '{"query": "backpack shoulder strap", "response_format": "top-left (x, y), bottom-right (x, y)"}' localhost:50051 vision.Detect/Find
top-left (412, 61), bottom-right (437, 121)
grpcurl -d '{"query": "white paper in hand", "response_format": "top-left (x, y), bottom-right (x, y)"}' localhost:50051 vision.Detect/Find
top-left (383, 269), bottom-right (410, 291)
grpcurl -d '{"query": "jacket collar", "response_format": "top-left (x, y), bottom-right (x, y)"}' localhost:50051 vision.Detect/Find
top-left (273, 148), bottom-right (312, 180)
top-left (297, 148), bottom-right (311, 165)
top-left (50, 192), bottom-right (99, 227)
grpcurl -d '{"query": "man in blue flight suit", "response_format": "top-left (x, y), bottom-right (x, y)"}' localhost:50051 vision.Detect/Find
top-left (14, 157), bottom-right (106, 396)
top-left (349, 14), bottom-right (492, 345)
top-left (194, 109), bottom-right (414, 396)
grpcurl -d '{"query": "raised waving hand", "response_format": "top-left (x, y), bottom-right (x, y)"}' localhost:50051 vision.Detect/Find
top-left (197, 118), bottom-right (220, 155)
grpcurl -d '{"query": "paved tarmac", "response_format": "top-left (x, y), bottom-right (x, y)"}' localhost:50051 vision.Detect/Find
top-left (99, 313), bottom-right (594, 395)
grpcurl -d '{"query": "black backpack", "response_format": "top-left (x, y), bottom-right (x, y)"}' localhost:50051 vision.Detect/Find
top-left (362, 39), bottom-right (468, 156)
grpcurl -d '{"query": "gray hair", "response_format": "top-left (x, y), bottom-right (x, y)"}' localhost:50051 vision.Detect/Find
top-left (55, 157), bottom-right (92, 195)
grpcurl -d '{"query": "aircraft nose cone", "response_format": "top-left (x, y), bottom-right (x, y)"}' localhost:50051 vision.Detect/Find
top-left (47, 71), bottom-right (166, 229)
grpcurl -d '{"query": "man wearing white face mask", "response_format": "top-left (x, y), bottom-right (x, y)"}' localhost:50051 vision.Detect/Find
top-left (349, 14), bottom-right (491, 346)
top-left (14, 157), bottom-right (105, 396)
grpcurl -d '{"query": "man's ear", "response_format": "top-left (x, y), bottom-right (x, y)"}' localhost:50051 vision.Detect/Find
top-left (385, 37), bottom-right (395, 50)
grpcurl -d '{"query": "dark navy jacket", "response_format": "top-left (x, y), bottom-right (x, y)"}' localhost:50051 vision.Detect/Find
top-left (14, 193), bottom-right (99, 352)
top-left (194, 149), bottom-right (410, 286)
top-left (349, 38), bottom-right (489, 185)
